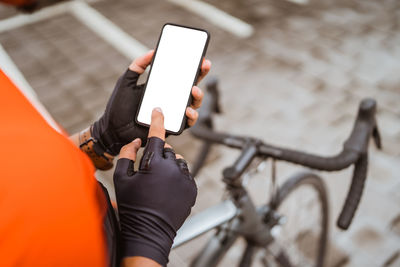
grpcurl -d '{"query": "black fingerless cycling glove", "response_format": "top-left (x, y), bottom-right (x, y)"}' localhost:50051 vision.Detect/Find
top-left (114, 137), bottom-right (197, 266)
top-left (92, 69), bottom-right (149, 156)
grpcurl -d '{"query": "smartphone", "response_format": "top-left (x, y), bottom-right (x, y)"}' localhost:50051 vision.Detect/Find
top-left (136, 23), bottom-right (210, 134)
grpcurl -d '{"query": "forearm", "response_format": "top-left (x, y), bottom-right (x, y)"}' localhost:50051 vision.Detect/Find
top-left (122, 256), bottom-right (161, 267)
top-left (69, 132), bottom-right (80, 147)
top-left (69, 127), bottom-right (114, 170)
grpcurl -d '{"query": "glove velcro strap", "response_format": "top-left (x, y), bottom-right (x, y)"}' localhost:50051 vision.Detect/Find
top-left (79, 127), bottom-right (114, 170)
top-left (99, 129), bottom-right (121, 156)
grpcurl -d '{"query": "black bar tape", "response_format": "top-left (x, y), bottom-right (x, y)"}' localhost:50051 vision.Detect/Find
top-left (262, 147), bottom-right (359, 171)
top-left (337, 153), bottom-right (368, 230)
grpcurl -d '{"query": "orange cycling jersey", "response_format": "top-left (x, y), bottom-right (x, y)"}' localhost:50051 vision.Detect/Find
top-left (0, 0), bottom-right (35, 6)
top-left (0, 70), bottom-right (106, 266)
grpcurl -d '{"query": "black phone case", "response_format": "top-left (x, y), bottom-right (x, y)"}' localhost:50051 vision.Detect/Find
top-left (135, 23), bottom-right (210, 135)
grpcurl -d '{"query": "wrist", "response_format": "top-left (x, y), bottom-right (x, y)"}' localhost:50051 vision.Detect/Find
top-left (122, 240), bottom-right (169, 267)
top-left (79, 126), bottom-right (114, 170)
top-left (119, 211), bottom-right (175, 266)
top-left (122, 256), bottom-right (161, 267)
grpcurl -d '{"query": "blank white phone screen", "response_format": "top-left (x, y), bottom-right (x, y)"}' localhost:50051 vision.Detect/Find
top-left (137, 24), bottom-right (208, 133)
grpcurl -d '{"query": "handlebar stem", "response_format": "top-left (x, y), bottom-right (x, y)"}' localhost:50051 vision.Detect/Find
top-left (223, 140), bottom-right (261, 198)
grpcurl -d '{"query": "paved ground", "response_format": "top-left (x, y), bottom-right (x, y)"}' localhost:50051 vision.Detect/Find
top-left (0, 0), bottom-right (399, 266)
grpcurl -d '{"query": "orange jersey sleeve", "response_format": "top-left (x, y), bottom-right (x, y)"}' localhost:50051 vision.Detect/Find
top-left (0, 0), bottom-right (35, 6)
top-left (0, 70), bottom-right (106, 266)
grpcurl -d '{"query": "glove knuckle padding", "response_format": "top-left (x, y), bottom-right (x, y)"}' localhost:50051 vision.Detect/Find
top-left (93, 69), bottom-right (150, 155)
top-left (113, 139), bottom-right (197, 265)
top-left (163, 148), bottom-right (176, 160)
top-left (113, 158), bottom-right (130, 189)
top-left (139, 156), bottom-right (195, 225)
top-left (142, 137), bottom-right (165, 160)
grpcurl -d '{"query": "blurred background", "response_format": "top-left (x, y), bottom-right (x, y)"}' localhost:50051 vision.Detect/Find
top-left (0, 0), bottom-right (399, 266)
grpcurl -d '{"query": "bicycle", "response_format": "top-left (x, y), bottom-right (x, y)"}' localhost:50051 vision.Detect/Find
top-left (171, 77), bottom-right (382, 267)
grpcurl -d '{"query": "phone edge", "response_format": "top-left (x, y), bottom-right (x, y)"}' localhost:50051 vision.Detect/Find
top-left (134, 23), bottom-right (211, 135)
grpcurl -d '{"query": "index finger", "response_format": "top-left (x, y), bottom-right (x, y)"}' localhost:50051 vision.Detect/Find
top-left (148, 107), bottom-right (165, 141)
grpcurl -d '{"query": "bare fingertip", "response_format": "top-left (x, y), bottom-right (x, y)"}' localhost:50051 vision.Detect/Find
top-left (154, 107), bottom-right (163, 114)
top-left (187, 107), bottom-right (195, 116)
top-left (192, 86), bottom-right (199, 96)
top-left (164, 143), bottom-right (172, 148)
top-left (197, 87), bottom-right (203, 97)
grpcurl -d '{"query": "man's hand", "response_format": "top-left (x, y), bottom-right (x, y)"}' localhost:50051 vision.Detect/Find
top-left (115, 108), bottom-right (197, 266)
top-left (91, 51), bottom-right (211, 156)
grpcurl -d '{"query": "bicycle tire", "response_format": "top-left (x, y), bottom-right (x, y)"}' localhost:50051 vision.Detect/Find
top-left (191, 172), bottom-right (329, 267)
top-left (263, 172), bottom-right (329, 267)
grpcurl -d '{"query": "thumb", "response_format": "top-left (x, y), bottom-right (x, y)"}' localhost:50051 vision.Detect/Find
top-left (119, 138), bottom-right (142, 161)
top-left (148, 108), bottom-right (165, 141)
top-left (129, 50), bottom-right (155, 74)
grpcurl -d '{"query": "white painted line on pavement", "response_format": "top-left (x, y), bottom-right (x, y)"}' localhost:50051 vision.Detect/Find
top-left (0, 0), bottom-right (148, 132)
top-left (70, 1), bottom-right (149, 59)
top-left (0, 44), bottom-right (62, 132)
top-left (0, 1), bottom-right (71, 33)
top-left (0, 0), bottom-right (149, 59)
top-left (0, 0), bottom-right (100, 33)
top-left (167, 0), bottom-right (254, 38)
top-left (286, 0), bottom-right (309, 5)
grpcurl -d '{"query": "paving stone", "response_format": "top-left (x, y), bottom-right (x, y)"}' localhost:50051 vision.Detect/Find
top-left (0, 13), bottom-right (127, 134)
top-left (390, 215), bottom-right (400, 237)
top-left (353, 226), bottom-right (384, 251)
top-left (325, 245), bottom-right (349, 267)
top-left (1, 0), bottom-right (399, 266)
top-left (0, 4), bottom-right (17, 20)
top-left (383, 251), bottom-right (400, 267)
top-left (347, 221), bottom-right (400, 267)
top-left (369, 152), bottom-right (400, 184)
top-left (379, 112), bottom-right (400, 138)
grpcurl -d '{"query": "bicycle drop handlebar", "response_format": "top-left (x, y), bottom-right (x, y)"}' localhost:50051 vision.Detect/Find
top-left (191, 77), bottom-right (382, 230)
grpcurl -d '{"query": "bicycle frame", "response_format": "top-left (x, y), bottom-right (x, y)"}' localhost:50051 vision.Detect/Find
top-left (173, 141), bottom-right (279, 267)
top-left (173, 188), bottom-right (276, 266)
top-left (171, 78), bottom-right (381, 266)
top-left (174, 195), bottom-right (276, 249)
top-left (192, 78), bottom-right (381, 230)
top-left (173, 200), bottom-right (237, 248)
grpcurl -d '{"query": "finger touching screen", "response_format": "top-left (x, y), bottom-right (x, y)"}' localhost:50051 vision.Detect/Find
top-left (137, 24), bottom-right (209, 134)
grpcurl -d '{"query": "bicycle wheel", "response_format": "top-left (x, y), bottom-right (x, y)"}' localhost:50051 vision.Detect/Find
top-left (259, 172), bottom-right (329, 267)
top-left (190, 172), bottom-right (329, 267)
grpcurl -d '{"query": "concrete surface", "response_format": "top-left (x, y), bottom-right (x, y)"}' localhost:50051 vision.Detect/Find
top-left (0, 0), bottom-right (399, 266)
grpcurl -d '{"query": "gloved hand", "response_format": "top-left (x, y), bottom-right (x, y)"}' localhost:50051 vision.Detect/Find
top-left (92, 51), bottom-right (211, 156)
top-left (114, 108), bottom-right (197, 266)
top-left (92, 51), bottom-right (153, 156)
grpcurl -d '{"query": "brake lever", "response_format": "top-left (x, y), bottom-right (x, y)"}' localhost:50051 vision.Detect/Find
top-left (372, 123), bottom-right (382, 149)
top-left (205, 76), bottom-right (222, 114)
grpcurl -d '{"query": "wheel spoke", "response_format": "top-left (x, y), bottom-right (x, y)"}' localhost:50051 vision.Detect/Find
top-left (263, 173), bottom-right (329, 267)
top-left (265, 241), bottom-right (293, 267)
